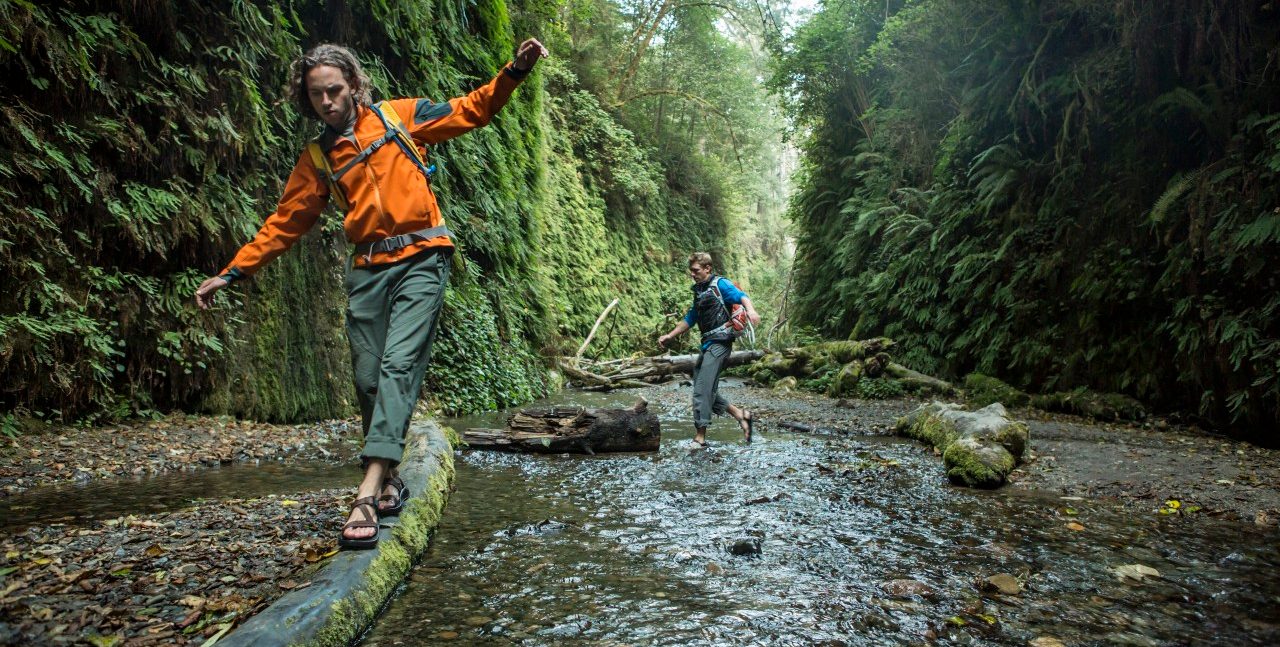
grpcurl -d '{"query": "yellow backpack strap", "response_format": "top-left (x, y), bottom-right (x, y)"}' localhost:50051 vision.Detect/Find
top-left (306, 140), bottom-right (350, 212)
top-left (372, 101), bottom-right (434, 181)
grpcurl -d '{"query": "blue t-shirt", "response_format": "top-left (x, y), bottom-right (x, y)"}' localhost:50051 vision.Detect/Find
top-left (683, 277), bottom-right (748, 349)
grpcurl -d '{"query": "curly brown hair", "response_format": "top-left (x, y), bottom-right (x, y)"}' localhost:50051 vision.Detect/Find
top-left (286, 44), bottom-right (373, 121)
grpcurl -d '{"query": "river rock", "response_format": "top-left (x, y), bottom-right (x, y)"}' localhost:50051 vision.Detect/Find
top-left (1029, 638), bottom-right (1067, 647)
top-left (773, 376), bottom-right (799, 391)
top-left (980, 573), bottom-right (1021, 595)
top-left (727, 538), bottom-right (761, 556)
top-left (879, 579), bottom-right (936, 600)
top-left (895, 401), bottom-right (1029, 488)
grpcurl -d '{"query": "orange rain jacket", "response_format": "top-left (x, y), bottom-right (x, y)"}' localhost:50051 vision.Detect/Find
top-left (218, 65), bottom-right (527, 278)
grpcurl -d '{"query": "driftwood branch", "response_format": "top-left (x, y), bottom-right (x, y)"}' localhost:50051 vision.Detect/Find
top-left (575, 298), bottom-right (620, 366)
top-left (560, 350), bottom-right (766, 390)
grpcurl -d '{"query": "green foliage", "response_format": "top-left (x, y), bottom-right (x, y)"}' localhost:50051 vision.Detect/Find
top-left (856, 377), bottom-right (905, 400)
top-left (0, 0), bottom-right (760, 424)
top-left (775, 0), bottom-right (1280, 440)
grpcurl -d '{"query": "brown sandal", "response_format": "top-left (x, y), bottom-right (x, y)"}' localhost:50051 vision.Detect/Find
top-left (379, 474), bottom-right (410, 517)
top-left (338, 496), bottom-right (380, 550)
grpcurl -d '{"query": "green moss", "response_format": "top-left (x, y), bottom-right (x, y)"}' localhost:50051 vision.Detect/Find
top-left (942, 438), bottom-right (1013, 489)
top-left (440, 425), bottom-right (464, 449)
top-left (994, 420), bottom-right (1030, 459)
top-left (898, 405), bottom-right (1020, 488)
top-left (826, 360), bottom-right (863, 397)
top-left (1030, 389), bottom-right (1146, 422)
top-left (963, 373), bottom-right (1030, 409)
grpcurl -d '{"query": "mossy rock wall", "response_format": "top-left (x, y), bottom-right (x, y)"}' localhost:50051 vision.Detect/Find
top-left (0, 1), bottom-right (731, 423)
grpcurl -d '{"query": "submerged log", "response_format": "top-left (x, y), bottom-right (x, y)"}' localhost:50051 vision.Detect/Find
top-left (463, 399), bottom-right (660, 453)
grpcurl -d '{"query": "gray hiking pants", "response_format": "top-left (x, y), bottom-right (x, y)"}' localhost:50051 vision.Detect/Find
top-left (692, 342), bottom-right (732, 428)
top-left (345, 248), bottom-right (450, 466)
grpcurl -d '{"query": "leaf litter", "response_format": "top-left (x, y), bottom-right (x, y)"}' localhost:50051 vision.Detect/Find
top-left (0, 488), bottom-right (353, 645)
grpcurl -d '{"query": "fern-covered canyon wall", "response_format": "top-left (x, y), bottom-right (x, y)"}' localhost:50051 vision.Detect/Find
top-left (0, 0), bottom-right (773, 426)
top-left (774, 0), bottom-right (1280, 440)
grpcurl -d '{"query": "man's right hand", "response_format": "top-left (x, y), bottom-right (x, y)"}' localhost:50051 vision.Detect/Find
top-left (194, 276), bottom-right (229, 310)
top-left (657, 334), bottom-right (671, 349)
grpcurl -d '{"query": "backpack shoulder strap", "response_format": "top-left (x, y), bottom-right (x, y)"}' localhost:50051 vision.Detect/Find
top-left (306, 140), bottom-right (350, 212)
top-left (371, 101), bottom-right (435, 182)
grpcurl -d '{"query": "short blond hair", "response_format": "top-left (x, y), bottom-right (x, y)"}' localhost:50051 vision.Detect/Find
top-left (688, 252), bottom-right (713, 269)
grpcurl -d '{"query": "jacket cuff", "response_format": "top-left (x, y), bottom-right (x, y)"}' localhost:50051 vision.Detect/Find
top-left (503, 63), bottom-right (531, 81)
top-left (218, 267), bottom-right (246, 283)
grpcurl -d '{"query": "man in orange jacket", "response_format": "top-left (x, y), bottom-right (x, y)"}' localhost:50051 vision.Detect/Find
top-left (194, 39), bottom-right (547, 549)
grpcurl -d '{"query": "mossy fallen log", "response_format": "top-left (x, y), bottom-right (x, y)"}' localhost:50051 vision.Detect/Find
top-left (885, 363), bottom-right (955, 395)
top-left (1029, 389), bottom-right (1146, 422)
top-left (963, 373), bottom-right (1030, 408)
top-left (963, 373), bottom-right (1147, 422)
top-left (895, 402), bottom-right (1029, 488)
top-left (221, 421), bottom-right (455, 647)
top-left (463, 399), bottom-right (660, 453)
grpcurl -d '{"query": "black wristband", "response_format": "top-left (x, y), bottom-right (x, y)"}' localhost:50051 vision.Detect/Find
top-left (504, 65), bottom-right (530, 80)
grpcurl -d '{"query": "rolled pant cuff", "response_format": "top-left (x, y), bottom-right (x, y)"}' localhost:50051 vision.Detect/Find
top-left (360, 441), bottom-right (404, 468)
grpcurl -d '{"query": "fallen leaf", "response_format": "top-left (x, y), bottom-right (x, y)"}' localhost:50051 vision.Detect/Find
top-left (176, 609), bottom-right (202, 629)
top-left (280, 500), bottom-right (300, 507)
top-left (1066, 522), bottom-right (1085, 531)
top-left (144, 544), bottom-right (164, 558)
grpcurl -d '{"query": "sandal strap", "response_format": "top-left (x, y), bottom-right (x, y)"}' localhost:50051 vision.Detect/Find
top-left (379, 475), bottom-right (406, 504)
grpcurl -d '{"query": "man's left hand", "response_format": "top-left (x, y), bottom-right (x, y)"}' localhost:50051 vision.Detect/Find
top-left (513, 38), bottom-right (549, 72)
top-left (747, 310), bottom-right (761, 326)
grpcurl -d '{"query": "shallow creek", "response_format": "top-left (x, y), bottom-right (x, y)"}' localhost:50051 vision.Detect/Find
top-left (361, 385), bottom-right (1280, 646)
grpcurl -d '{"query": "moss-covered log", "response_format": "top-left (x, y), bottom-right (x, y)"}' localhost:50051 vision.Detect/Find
top-left (896, 402), bottom-right (1029, 488)
top-left (964, 373), bottom-right (1147, 423)
top-left (220, 421), bottom-right (456, 647)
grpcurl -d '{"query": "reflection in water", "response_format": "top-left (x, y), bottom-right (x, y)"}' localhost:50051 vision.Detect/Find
top-left (364, 389), bottom-right (1280, 646)
top-left (0, 461), bottom-right (360, 531)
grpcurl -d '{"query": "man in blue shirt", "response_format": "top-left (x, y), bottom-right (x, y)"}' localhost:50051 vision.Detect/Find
top-left (658, 252), bottom-right (762, 447)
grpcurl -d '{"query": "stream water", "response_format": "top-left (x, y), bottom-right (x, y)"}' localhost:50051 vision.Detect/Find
top-left (4, 385), bottom-right (1274, 645)
top-left (360, 385), bottom-right (1280, 646)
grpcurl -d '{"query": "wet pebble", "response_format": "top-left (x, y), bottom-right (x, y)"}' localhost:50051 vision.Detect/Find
top-left (880, 579), bottom-right (936, 600)
top-left (728, 538), bottom-right (761, 556)
top-left (981, 573), bottom-right (1022, 595)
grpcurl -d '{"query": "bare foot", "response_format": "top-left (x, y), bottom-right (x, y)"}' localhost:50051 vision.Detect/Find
top-left (342, 496), bottom-right (379, 541)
